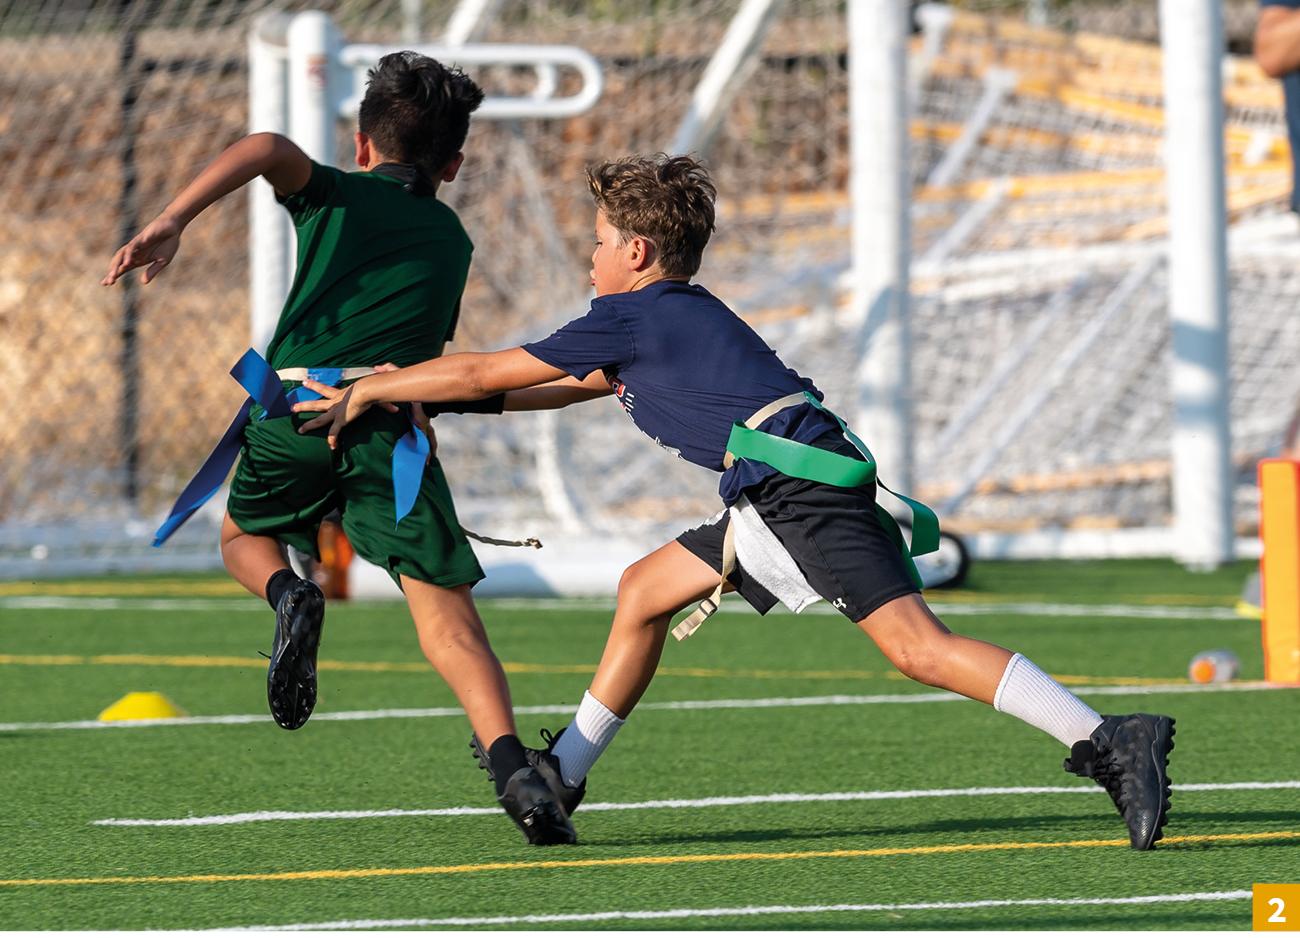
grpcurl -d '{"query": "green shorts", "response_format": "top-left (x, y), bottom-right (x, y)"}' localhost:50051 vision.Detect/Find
top-left (227, 398), bottom-right (484, 588)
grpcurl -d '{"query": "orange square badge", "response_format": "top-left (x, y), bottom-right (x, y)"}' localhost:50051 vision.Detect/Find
top-left (1254, 884), bottom-right (1300, 930)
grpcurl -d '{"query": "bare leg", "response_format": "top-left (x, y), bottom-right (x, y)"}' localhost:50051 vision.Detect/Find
top-left (857, 593), bottom-right (1012, 704)
top-left (860, 595), bottom-right (1169, 850)
top-left (549, 541), bottom-right (720, 786)
top-left (404, 577), bottom-right (576, 844)
top-left (858, 592), bottom-right (1103, 751)
top-left (402, 577), bottom-right (517, 745)
top-left (588, 541), bottom-right (721, 718)
top-left (220, 511), bottom-right (290, 599)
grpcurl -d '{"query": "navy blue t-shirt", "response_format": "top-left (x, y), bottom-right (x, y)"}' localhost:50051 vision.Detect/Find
top-left (1263, 0), bottom-right (1300, 211)
top-left (523, 280), bottom-right (843, 504)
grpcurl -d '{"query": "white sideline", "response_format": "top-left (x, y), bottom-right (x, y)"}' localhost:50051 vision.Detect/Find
top-left (0, 595), bottom-right (1246, 620)
top-left (225, 890), bottom-right (1253, 930)
top-left (486, 596), bottom-right (1248, 621)
top-left (91, 779), bottom-right (1300, 828)
top-left (1, 681), bottom-right (1289, 733)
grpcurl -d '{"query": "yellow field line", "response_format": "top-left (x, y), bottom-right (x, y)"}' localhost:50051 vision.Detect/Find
top-left (0, 653), bottom-right (1182, 687)
top-left (1048, 674), bottom-right (1191, 688)
top-left (4, 829), bottom-right (1295, 889)
top-left (0, 652), bottom-right (879, 682)
top-left (0, 652), bottom-right (875, 681)
top-left (0, 580), bottom-right (246, 598)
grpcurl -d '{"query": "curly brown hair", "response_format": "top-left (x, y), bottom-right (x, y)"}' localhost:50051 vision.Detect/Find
top-left (585, 154), bottom-right (717, 278)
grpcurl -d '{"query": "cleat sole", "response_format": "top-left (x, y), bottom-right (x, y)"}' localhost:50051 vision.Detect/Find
top-left (1137, 714), bottom-right (1175, 850)
top-left (469, 733), bottom-right (494, 779)
top-left (267, 584), bottom-right (325, 731)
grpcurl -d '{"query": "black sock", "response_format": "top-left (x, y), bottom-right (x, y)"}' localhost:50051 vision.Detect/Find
top-left (488, 734), bottom-right (529, 796)
top-left (265, 568), bottom-right (298, 611)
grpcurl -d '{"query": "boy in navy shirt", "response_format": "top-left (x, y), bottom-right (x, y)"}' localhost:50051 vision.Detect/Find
top-left (295, 155), bottom-right (1176, 850)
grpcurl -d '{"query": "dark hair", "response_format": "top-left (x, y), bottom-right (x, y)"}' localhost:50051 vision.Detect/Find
top-left (586, 154), bottom-right (717, 278)
top-left (357, 52), bottom-right (485, 179)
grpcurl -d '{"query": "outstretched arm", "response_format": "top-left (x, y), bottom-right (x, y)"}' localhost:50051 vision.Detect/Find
top-left (294, 348), bottom-right (611, 448)
top-left (354, 348), bottom-right (568, 404)
top-left (103, 133), bottom-right (311, 286)
top-left (502, 370), bottom-right (613, 411)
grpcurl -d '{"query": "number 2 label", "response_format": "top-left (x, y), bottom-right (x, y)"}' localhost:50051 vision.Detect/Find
top-left (1254, 885), bottom-right (1300, 931)
top-left (1270, 899), bottom-right (1287, 924)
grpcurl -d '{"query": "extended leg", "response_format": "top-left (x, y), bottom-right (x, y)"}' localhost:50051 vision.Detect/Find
top-left (590, 541), bottom-right (723, 717)
top-left (403, 577), bottom-right (575, 845)
top-left (222, 512), bottom-right (324, 730)
top-left (402, 577), bottom-right (519, 745)
top-left (857, 593), bottom-right (1100, 739)
top-left (550, 541), bottom-right (719, 788)
top-left (859, 593), bottom-right (1172, 849)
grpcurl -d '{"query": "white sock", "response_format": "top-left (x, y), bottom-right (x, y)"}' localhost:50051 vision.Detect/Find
top-left (993, 653), bottom-right (1103, 748)
top-left (552, 690), bottom-right (625, 787)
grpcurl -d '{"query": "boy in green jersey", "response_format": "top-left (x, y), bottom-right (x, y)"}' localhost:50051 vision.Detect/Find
top-left (102, 53), bottom-right (575, 846)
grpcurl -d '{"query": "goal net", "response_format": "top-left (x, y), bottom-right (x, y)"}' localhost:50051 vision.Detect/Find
top-left (2, 0), bottom-right (1295, 578)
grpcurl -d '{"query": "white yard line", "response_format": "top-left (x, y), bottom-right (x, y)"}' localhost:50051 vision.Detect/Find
top-left (0, 595), bottom-right (1244, 620)
top-left (92, 779), bottom-right (1300, 828)
top-left (928, 601), bottom-right (1243, 620)
top-left (485, 596), bottom-right (1245, 620)
top-left (225, 889), bottom-right (1253, 930)
top-left (2, 680), bottom-right (1289, 734)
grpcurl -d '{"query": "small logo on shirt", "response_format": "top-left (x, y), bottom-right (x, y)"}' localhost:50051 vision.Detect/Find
top-left (606, 373), bottom-right (680, 458)
top-left (607, 375), bottom-right (636, 412)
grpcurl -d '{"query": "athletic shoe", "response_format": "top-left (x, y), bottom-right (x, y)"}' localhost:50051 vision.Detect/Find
top-left (266, 579), bottom-right (325, 730)
top-left (470, 727), bottom-right (587, 815)
top-left (498, 766), bottom-right (577, 846)
top-left (1064, 713), bottom-right (1175, 850)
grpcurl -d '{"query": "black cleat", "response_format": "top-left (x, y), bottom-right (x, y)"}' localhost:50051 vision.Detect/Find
top-left (470, 727), bottom-right (587, 815)
top-left (1064, 713), bottom-right (1175, 850)
top-left (266, 579), bottom-right (325, 730)
top-left (533, 727), bottom-right (588, 815)
top-left (498, 766), bottom-right (577, 846)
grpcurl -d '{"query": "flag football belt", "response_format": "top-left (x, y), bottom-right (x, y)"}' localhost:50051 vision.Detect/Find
top-left (672, 390), bottom-right (940, 641)
top-left (152, 349), bottom-right (540, 552)
top-left (274, 366), bottom-right (381, 382)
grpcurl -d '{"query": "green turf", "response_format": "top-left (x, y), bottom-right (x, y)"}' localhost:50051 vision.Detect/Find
top-left (0, 561), bottom-right (1295, 930)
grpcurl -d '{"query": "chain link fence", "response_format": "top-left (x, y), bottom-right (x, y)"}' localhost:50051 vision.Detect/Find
top-left (3, 0), bottom-right (1296, 576)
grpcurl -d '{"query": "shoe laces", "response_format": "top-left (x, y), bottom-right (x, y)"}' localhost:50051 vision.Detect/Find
top-left (1067, 739), bottom-right (1126, 808)
top-left (1084, 745), bottom-right (1136, 815)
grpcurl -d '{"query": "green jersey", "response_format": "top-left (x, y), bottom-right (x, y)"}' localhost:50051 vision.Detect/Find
top-left (266, 161), bottom-right (472, 370)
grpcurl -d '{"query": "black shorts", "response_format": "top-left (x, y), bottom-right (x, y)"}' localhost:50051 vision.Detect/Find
top-left (677, 434), bottom-right (920, 622)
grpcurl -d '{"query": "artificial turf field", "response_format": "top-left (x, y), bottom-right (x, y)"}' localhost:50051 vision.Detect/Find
top-left (1, 559), bottom-right (1297, 930)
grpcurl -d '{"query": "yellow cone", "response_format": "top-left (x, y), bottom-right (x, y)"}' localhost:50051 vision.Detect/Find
top-left (98, 692), bottom-right (188, 722)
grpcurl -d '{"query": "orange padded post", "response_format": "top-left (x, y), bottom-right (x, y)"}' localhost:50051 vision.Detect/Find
top-left (1259, 459), bottom-right (1300, 684)
top-left (315, 519), bottom-right (353, 600)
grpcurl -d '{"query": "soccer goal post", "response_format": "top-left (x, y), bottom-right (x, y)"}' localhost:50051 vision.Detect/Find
top-left (1159, 0), bottom-right (1235, 569)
